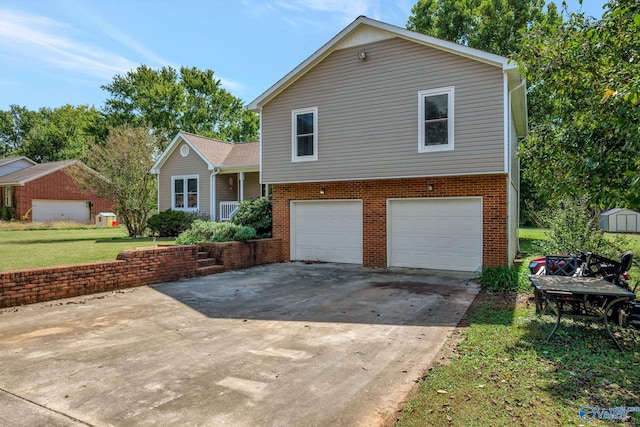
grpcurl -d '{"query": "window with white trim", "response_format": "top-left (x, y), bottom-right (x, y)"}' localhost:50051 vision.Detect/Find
top-left (418, 87), bottom-right (454, 152)
top-left (292, 107), bottom-right (318, 162)
top-left (4, 186), bottom-right (11, 207)
top-left (172, 175), bottom-right (199, 211)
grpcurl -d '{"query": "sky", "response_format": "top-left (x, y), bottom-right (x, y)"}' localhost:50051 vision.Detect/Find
top-left (0, 0), bottom-right (607, 111)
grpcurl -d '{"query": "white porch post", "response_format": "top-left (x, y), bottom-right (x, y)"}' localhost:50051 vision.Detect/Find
top-left (239, 171), bottom-right (245, 201)
top-left (210, 173), bottom-right (217, 221)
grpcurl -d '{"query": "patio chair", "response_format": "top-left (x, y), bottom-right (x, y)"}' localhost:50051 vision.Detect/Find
top-left (545, 255), bottom-right (579, 276)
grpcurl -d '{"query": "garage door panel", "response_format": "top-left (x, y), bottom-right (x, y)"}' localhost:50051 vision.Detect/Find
top-left (388, 198), bottom-right (482, 272)
top-left (292, 201), bottom-right (363, 264)
top-left (32, 200), bottom-right (90, 223)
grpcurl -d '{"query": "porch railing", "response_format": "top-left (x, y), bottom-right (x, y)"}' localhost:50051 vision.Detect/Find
top-left (219, 201), bottom-right (240, 221)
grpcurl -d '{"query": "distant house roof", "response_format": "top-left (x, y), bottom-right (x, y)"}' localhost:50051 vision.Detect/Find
top-left (247, 15), bottom-right (527, 138)
top-left (0, 156), bottom-right (36, 168)
top-left (0, 160), bottom-right (80, 186)
top-left (0, 156), bottom-right (38, 178)
top-left (150, 132), bottom-right (259, 174)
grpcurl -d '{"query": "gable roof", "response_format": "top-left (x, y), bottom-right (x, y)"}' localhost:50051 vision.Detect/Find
top-left (0, 156), bottom-right (37, 168)
top-left (0, 160), bottom-right (79, 186)
top-left (248, 15), bottom-right (523, 112)
top-left (0, 156), bottom-right (38, 178)
top-left (150, 132), bottom-right (259, 174)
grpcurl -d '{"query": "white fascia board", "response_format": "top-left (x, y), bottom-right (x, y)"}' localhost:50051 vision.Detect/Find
top-left (247, 16), bottom-right (516, 110)
top-left (149, 132), bottom-right (215, 174)
top-left (218, 165), bottom-right (260, 174)
top-left (150, 132), bottom-right (185, 174)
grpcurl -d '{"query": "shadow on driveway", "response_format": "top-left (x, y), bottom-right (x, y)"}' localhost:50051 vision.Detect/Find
top-left (0, 262), bottom-right (481, 427)
top-left (152, 262), bottom-right (479, 327)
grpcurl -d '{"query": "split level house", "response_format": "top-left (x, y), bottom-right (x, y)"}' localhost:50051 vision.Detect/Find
top-left (248, 16), bottom-right (528, 272)
top-left (0, 156), bottom-right (113, 223)
top-left (150, 132), bottom-right (264, 221)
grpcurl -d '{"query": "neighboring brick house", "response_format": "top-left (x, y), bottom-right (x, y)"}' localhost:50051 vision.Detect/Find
top-left (248, 16), bottom-right (528, 272)
top-left (0, 158), bottom-right (113, 223)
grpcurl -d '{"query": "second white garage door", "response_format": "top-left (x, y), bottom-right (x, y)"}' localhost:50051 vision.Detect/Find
top-left (291, 200), bottom-right (363, 264)
top-left (388, 198), bottom-right (482, 272)
top-left (32, 199), bottom-right (90, 223)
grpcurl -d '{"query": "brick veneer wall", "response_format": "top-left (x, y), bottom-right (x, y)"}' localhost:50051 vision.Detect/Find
top-left (15, 166), bottom-right (113, 222)
top-left (272, 174), bottom-right (509, 268)
top-left (199, 239), bottom-right (283, 271)
top-left (0, 239), bottom-right (283, 309)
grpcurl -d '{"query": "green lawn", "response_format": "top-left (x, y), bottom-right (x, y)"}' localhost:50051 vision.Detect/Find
top-left (396, 294), bottom-right (640, 426)
top-left (396, 228), bottom-right (640, 426)
top-left (0, 226), bottom-right (174, 271)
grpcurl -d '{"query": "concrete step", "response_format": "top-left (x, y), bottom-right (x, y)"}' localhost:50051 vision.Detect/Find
top-left (197, 258), bottom-right (219, 268)
top-left (197, 251), bottom-right (210, 260)
top-left (196, 265), bottom-right (225, 276)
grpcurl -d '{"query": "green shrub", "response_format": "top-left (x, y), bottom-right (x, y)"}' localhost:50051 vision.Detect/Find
top-left (1, 206), bottom-right (14, 221)
top-left (478, 265), bottom-right (530, 293)
top-left (146, 209), bottom-right (196, 237)
top-left (176, 220), bottom-right (256, 244)
top-left (230, 197), bottom-right (272, 238)
top-left (534, 197), bottom-right (628, 258)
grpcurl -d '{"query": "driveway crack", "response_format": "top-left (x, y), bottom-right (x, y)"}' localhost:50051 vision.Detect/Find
top-left (0, 386), bottom-right (95, 426)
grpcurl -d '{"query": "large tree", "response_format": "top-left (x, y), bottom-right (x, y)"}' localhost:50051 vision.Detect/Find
top-left (72, 126), bottom-right (157, 237)
top-left (101, 66), bottom-right (259, 151)
top-left (516, 0), bottom-right (640, 210)
top-left (0, 104), bottom-right (103, 162)
top-left (407, 0), bottom-right (560, 56)
top-left (0, 105), bottom-right (41, 157)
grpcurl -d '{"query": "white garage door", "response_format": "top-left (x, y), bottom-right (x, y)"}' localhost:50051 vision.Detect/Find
top-left (291, 200), bottom-right (362, 264)
top-left (388, 198), bottom-right (482, 272)
top-left (32, 200), bottom-right (90, 223)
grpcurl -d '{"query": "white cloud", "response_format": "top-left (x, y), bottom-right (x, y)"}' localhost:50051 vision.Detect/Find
top-left (242, 0), bottom-right (381, 26)
top-left (0, 9), bottom-right (137, 80)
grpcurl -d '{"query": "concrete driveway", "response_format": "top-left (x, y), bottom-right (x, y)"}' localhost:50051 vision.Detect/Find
top-left (0, 262), bottom-right (479, 427)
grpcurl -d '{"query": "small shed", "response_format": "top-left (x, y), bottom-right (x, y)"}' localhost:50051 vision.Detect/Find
top-left (599, 208), bottom-right (640, 232)
top-left (96, 212), bottom-right (118, 227)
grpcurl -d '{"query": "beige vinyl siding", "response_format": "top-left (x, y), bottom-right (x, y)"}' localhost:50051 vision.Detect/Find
top-left (244, 172), bottom-right (262, 199)
top-left (261, 37), bottom-right (505, 183)
top-left (214, 174), bottom-right (237, 221)
top-left (158, 145), bottom-right (211, 216)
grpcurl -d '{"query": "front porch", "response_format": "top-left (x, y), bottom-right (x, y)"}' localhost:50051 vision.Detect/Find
top-left (213, 170), bottom-right (264, 221)
top-left (219, 201), bottom-right (240, 221)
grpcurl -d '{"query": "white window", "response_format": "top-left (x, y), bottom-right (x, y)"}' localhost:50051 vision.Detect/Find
top-left (172, 175), bottom-right (199, 211)
top-left (418, 87), bottom-right (454, 152)
top-left (292, 107), bottom-right (318, 162)
top-left (4, 186), bottom-right (11, 207)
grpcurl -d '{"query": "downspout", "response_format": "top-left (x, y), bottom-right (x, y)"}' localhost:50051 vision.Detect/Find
top-left (211, 165), bottom-right (222, 221)
top-left (508, 79), bottom-right (526, 255)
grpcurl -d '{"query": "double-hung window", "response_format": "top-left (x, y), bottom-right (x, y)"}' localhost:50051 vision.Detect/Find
top-left (418, 87), bottom-right (454, 152)
top-left (4, 186), bottom-right (11, 207)
top-left (172, 175), bottom-right (198, 211)
top-left (292, 107), bottom-right (318, 162)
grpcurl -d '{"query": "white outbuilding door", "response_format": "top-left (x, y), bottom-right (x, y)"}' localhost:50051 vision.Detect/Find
top-left (290, 200), bottom-right (363, 264)
top-left (32, 200), bottom-right (90, 223)
top-left (387, 198), bottom-right (482, 272)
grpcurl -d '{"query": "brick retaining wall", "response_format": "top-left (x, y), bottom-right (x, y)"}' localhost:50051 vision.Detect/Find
top-left (0, 239), bottom-right (282, 309)
top-left (199, 239), bottom-right (283, 271)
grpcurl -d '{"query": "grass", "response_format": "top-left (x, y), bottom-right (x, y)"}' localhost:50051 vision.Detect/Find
top-left (397, 228), bottom-right (640, 426)
top-left (396, 294), bottom-right (640, 426)
top-left (0, 223), bottom-right (174, 271)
